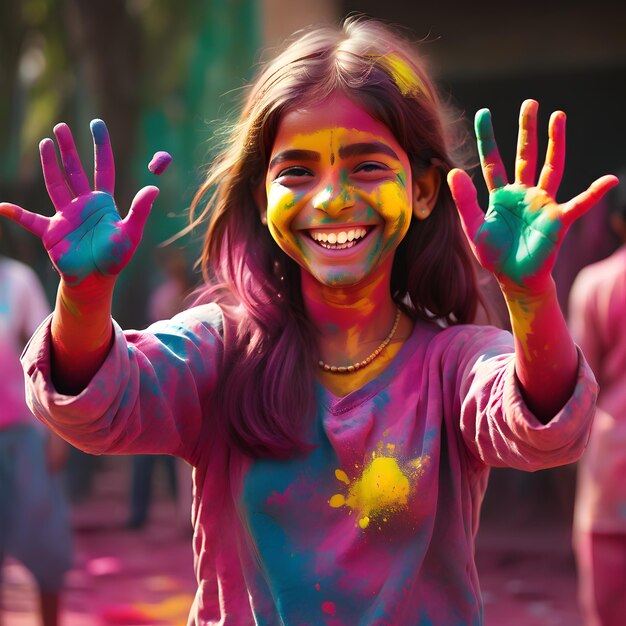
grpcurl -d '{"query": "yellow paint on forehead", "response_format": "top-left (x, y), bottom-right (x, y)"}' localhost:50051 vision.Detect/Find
top-left (369, 53), bottom-right (430, 99)
top-left (282, 126), bottom-right (393, 156)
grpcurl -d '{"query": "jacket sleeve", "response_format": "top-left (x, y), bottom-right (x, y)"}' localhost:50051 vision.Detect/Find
top-left (21, 303), bottom-right (223, 464)
top-left (450, 326), bottom-right (597, 471)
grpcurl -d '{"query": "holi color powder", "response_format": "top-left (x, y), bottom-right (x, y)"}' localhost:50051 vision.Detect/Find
top-left (330, 442), bottom-right (429, 529)
top-left (148, 151), bottom-right (173, 175)
top-left (322, 601), bottom-right (336, 616)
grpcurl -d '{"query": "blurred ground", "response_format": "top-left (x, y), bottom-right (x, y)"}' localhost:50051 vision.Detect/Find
top-left (1, 457), bottom-right (581, 626)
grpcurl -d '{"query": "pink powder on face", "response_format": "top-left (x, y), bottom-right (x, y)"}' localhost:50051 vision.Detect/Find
top-left (148, 151), bottom-right (172, 175)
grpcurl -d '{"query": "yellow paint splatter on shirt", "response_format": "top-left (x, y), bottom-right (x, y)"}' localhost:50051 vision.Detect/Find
top-left (329, 442), bottom-right (429, 528)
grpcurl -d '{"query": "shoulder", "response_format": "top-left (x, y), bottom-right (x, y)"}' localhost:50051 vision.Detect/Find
top-left (574, 248), bottom-right (626, 291)
top-left (145, 302), bottom-right (225, 345)
top-left (171, 302), bottom-right (224, 333)
top-left (436, 322), bottom-right (512, 348)
top-left (411, 320), bottom-right (512, 366)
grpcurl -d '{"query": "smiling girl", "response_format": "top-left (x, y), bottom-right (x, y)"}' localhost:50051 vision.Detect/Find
top-left (0, 16), bottom-right (617, 625)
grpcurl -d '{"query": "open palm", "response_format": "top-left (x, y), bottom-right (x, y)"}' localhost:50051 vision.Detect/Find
top-left (0, 119), bottom-right (159, 287)
top-left (448, 99), bottom-right (618, 292)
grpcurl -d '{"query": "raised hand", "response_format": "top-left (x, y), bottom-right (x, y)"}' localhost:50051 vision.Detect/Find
top-left (0, 120), bottom-right (168, 393)
top-left (447, 99), bottom-right (618, 293)
top-left (0, 119), bottom-right (159, 290)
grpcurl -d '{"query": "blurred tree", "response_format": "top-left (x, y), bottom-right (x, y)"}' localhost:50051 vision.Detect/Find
top-left (0, 0), bottom-right (260, 324)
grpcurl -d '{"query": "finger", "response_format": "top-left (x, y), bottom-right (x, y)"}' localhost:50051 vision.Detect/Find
top-left (91, 119), bottom-right (115, 194)
top-left (53, 122), bottom-right (91, 197)
top-left (538, 111), bottom-right (566, 198)
top-left (122, 186), bottom-right (160, 247)
top-left (475, 108), bottom-right (508, 191)
top-left (562, 175), bottom-right (619, 224)
top-left (40, 138), bottom-right (73, 211)
top-left (0, 203), bottom-right (49, 238)
top-left (447, 169), bottom-right (484, 244)
top-left (515, 99), bottom-right (538, 186)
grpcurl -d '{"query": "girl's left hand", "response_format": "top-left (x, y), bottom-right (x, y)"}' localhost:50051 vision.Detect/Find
top-left (447, 99), bottom-right (618, 293)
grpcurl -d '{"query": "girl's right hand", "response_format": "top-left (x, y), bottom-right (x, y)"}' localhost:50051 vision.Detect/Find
top-left (0, 119), bottom-right (159, 293)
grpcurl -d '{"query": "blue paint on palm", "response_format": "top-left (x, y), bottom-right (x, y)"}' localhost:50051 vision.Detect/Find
top-left (55, 193), bottom-right (131, 286)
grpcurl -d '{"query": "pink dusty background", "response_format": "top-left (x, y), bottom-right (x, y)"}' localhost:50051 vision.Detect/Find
top-left (1, 456), bottom-right (582, 626)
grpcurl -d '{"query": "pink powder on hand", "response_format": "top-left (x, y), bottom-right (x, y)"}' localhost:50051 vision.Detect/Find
top-left (148, 151), bottom-right (172, 175)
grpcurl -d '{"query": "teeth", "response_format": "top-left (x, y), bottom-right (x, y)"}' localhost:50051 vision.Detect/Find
top-left (310, 227), bottom-right (368, 244)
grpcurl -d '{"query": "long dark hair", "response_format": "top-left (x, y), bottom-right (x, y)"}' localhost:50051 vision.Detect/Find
top-left (190, 17), bottom-right (479, 458)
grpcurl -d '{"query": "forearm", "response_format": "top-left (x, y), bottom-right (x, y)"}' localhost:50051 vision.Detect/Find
top-left (51, 276), bottom-right (115, 394)
top-left (503, 278), bottom-right (578, 423)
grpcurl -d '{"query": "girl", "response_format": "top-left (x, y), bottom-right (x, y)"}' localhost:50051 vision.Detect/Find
top-left (0, 17), bottom-right (617, 626)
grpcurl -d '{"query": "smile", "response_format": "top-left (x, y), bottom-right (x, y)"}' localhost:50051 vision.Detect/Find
top-left (307, 226), bottom-right (371, 250)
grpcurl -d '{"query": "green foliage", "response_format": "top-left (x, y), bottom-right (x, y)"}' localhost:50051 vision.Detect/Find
top-left (1, 0), bottom-right (261, 324)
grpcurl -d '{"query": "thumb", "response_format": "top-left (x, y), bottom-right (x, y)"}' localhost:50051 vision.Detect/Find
top-left (447, 168), bottom-right (484, 245)
top-left (562, 174), bottom-right (619, 225)
top-left (122, 185), bottom-right (160, 247)
top-left (0, 202), bottom-right (49, 238)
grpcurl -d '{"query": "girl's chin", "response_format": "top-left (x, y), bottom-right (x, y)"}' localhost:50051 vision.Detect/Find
top-left (301, 266), bottom-right (375, 289)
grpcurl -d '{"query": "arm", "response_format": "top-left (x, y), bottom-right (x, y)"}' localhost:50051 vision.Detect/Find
top-left (448, 99), bottom-right (618, 422)
top-left (0, 120), bottom-right (162, 393)
top-left (22, 304), bottom-right (224, 463)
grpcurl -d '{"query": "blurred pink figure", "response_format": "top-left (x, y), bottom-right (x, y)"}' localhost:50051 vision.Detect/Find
top-left (569, 186), bottom-right (626, 626)
top-left (0, 223), bottom-right (73, 626)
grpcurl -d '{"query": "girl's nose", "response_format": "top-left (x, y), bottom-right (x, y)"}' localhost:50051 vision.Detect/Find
top-left (312, 182), bottom-right (355, 217)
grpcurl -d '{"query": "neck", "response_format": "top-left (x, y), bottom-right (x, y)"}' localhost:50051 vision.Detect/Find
top-left (301, 257), bottom-right (399, 367)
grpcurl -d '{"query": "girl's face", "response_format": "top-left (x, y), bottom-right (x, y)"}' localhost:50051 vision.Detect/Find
top-left (262, 93), bottom-right (418, 288)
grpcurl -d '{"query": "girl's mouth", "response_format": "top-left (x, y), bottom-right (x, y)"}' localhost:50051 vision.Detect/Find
top-left (307, 226), bottom-right (372, 250)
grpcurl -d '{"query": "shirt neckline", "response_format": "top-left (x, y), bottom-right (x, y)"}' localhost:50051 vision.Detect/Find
top-left (316, 319), bottom-right (435, 415)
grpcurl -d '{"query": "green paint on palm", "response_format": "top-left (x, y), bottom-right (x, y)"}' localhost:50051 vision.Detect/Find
top-left (477, 186), bottom-right (562, 286)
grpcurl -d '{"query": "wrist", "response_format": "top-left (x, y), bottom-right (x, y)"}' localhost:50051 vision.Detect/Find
top-left (58, 274), bottom-right (116, 311)
top-left (498, 274), bottom-right (556, 304)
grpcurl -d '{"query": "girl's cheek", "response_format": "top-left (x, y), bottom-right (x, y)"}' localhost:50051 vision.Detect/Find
top-left (372, 180), bottom-right (412, 225)
top-left (266, 186), bottom-right (301, 221)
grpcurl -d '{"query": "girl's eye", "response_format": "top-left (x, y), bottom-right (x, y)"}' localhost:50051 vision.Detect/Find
top-left (353, 161), bottom-right (389, 176)
top-left (275, 166), bottom-right (313, 180)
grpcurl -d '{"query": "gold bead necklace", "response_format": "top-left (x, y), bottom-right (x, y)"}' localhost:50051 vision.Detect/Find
top-left (318, 306), bottom-right (401, 374)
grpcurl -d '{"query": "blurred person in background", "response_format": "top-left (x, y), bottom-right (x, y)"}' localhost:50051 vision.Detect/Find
top-left (569, 178), bottom-right (626, 626)
top-left (569, 176), bottom-right (626, 626)
top-left (0, 222), bottom-right (73, 626)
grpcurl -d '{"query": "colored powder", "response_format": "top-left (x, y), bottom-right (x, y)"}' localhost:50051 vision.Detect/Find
top-left (148, 151), bottom-right (173, 175)
top-left (371, 54), bottom-right (429, 98)
top-left (321, 601), bottom-right (336, 616)
top-left (90, 119), bottom-right (108, 145)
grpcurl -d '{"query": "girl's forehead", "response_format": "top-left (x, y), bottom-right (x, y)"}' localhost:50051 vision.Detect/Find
top-left (272, 94), bottom-right (402, 154)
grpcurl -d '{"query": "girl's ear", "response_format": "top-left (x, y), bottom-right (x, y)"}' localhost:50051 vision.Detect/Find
top-left (412, 167), bottom-right (441, 220)
top-left (254, 184), bottom-right (268, 225)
